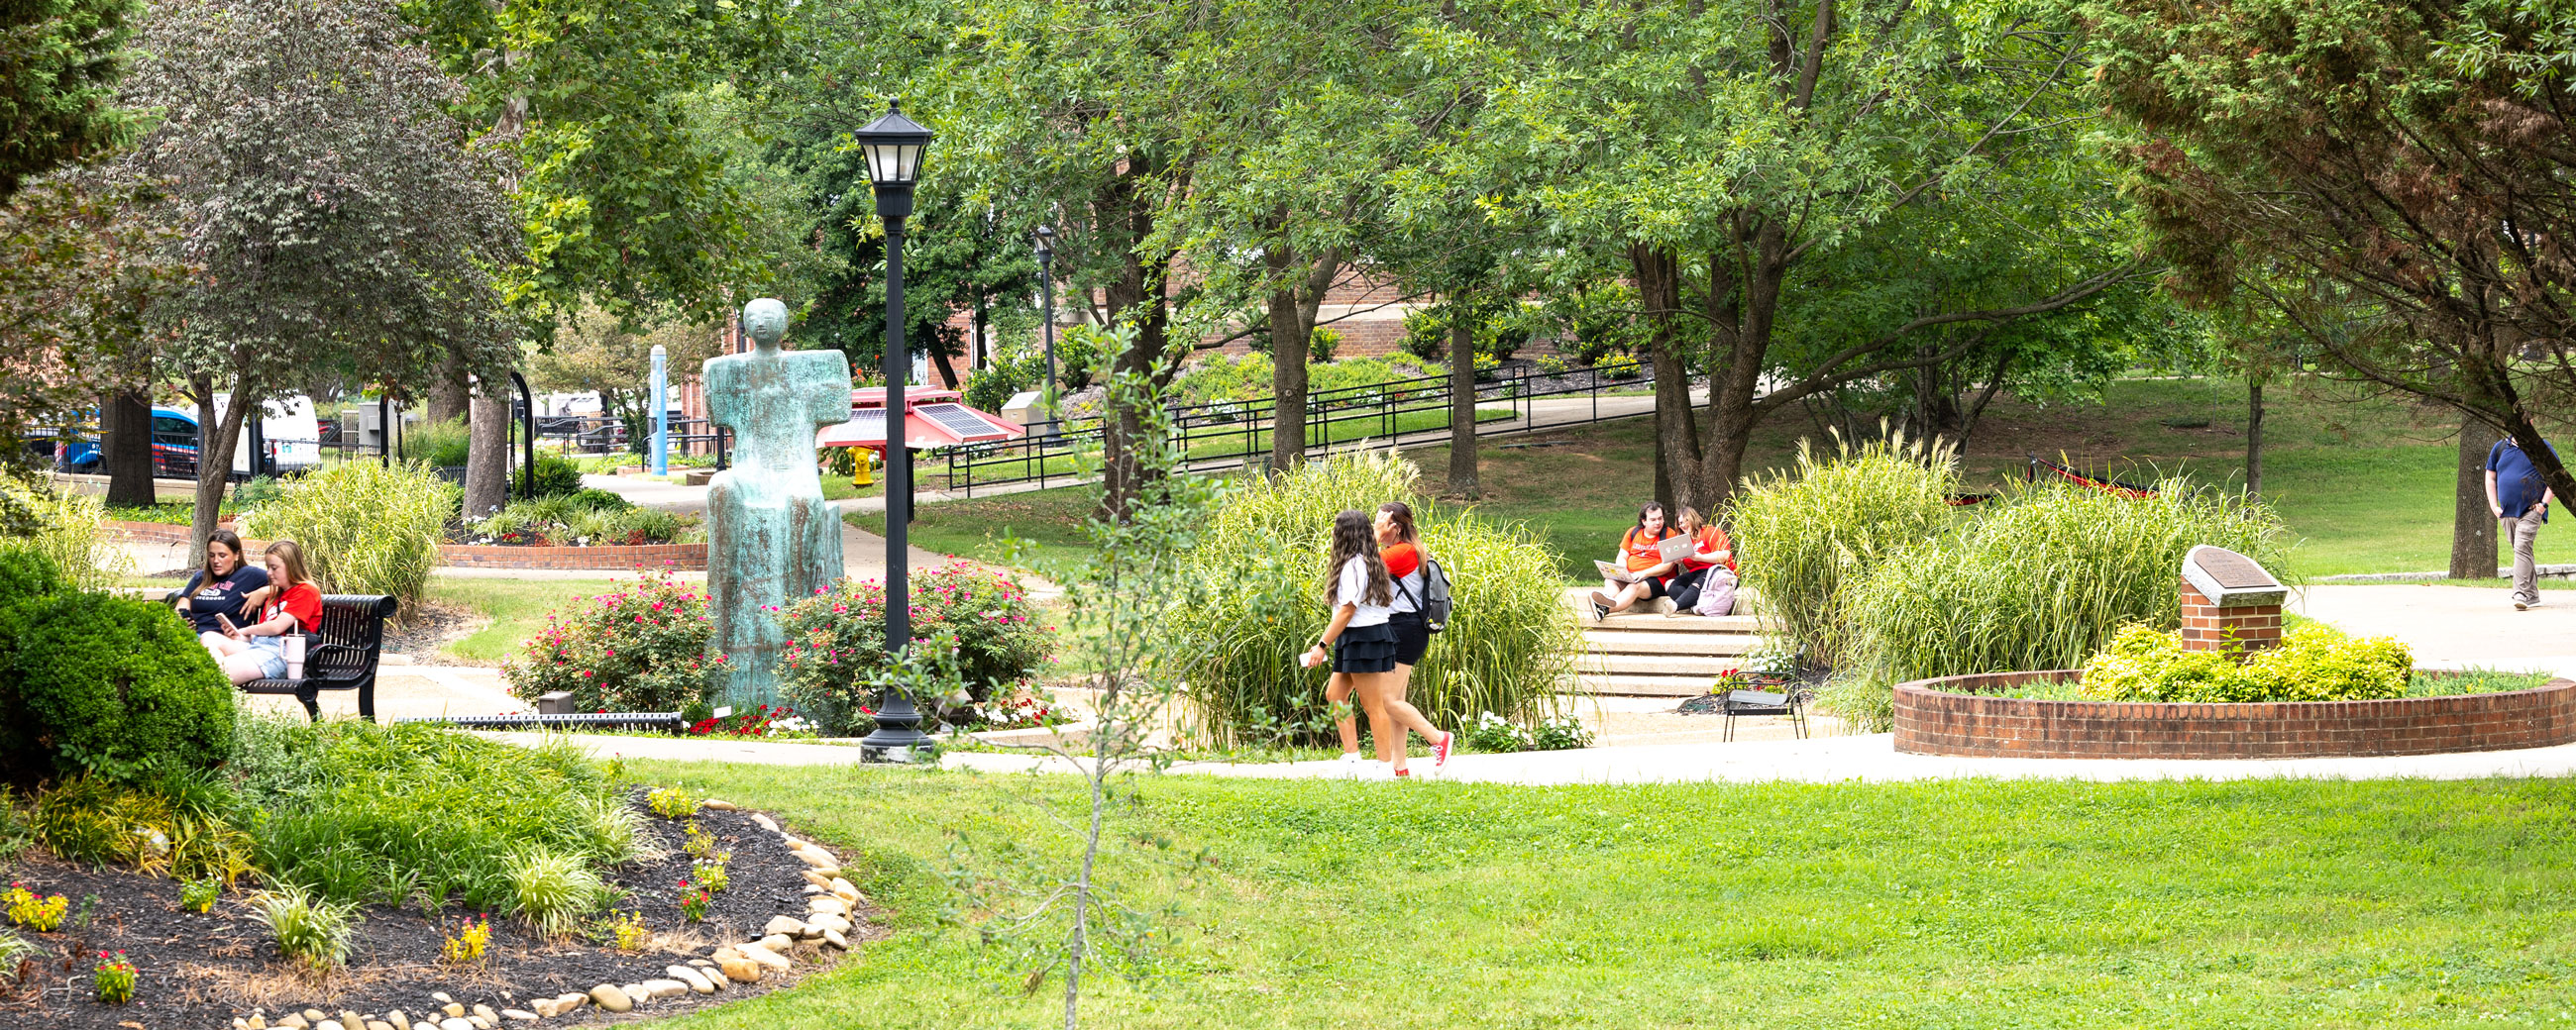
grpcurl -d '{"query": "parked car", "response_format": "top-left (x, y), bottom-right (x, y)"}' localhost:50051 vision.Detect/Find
top-left (56, 396), bottom-right (322, 479)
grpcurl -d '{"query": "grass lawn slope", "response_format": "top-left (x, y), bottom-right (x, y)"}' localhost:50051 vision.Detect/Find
top-left (857, 374), bottom-right (2576, 579)
top-left (625, 764), bottom-right (2576, 1029)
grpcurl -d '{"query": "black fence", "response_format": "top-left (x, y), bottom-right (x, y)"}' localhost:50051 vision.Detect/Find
top-left (937, 357), bottom-right (1657, 495)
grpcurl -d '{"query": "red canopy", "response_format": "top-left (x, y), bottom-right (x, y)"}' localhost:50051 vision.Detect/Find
top-left (815, 387), bottom-right (1027, 451)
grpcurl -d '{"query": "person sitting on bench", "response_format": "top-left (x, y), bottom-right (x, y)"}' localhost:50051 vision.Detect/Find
top-left (171, 530), bottom-right (268, 635)
top-left (200, 540), bottom-right (321, 684)
top-left (1591, 503), bottom-right (1682, 619)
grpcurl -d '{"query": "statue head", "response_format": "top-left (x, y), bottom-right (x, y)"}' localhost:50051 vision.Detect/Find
top-left (742, 298), bottom-right (790, 350)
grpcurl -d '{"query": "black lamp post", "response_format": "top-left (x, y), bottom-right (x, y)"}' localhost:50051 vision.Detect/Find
top-left (854, 100), bottom-right (934, 762)
top-left (1034, 225), bottom-right (1058, 419)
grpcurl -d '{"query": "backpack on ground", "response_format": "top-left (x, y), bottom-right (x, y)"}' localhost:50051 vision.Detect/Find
top-left (1399, 552), bottom-right (1454, 633)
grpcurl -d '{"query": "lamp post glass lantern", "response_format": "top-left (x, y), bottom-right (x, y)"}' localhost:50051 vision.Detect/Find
top-left (855, 100), bottom-right (934, 762)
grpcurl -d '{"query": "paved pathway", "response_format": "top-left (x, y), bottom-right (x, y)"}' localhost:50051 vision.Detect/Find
top-left (2296, 583), bottom-right (2576, 677)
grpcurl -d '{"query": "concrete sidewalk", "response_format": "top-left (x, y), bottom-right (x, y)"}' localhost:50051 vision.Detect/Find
top-left (2297, 582), bottom-right (2576, 677)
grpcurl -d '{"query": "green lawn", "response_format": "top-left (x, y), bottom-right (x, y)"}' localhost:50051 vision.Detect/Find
top-left (622, 764), bottom-right (2576, 1029)
top-left (855, 375), bottom-right (2576, 580)
top-left (427, 577), bottom-right (622, 663)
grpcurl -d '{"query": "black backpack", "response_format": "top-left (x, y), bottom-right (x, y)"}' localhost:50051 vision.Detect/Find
top-left (1399, 553), bottom-right (1453, 633)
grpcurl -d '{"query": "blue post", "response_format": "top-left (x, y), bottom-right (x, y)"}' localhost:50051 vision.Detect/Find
top-left (650, 344), bottom-right (669, 475)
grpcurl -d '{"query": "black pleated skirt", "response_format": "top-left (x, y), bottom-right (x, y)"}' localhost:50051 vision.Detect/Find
top-left (1333, 621), bottom-right (1401, 674)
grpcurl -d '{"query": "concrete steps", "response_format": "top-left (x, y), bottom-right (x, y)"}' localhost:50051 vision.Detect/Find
top-left (1562, 587), bottom-right (1771, 697)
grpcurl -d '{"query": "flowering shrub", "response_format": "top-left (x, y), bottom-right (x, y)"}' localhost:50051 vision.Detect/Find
top-left (973, 693), bottom-right (1068, 731)
top-left (93, 951), bottom-right (135, 1004)
top-left (676, 879), bottom-right (711, 921)
top-left (607, 910), bottom-right (648, 952)
top-left (686, 704), bottom-right (815, 739)
top-left (5, 883), bottom-right (66, 931)
top-left (502, 567), bottom-right (723, 712)
top-left (773, 564), bottom-right (1052, 735)
top-left (440, 913), bottom-right (491, 965)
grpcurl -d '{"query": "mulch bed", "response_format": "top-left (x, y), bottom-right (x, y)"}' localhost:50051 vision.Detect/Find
top-left (377, 601), bottom-right (485, 664)
top-left (0, 793), bottom-right (876, 1029)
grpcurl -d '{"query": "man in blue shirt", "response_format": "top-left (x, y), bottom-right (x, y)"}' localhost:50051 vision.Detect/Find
top-left (2486, 436), bottom-right (2559, 610)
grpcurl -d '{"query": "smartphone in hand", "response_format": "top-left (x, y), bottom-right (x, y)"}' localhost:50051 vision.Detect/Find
top-left (216, 612), bottom-right (238, 636)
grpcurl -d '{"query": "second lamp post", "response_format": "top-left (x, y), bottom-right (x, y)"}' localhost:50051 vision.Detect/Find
top-left (853, 100), bottom-right (934, 762)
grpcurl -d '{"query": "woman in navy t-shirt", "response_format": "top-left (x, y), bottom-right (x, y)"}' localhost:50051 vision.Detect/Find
top-left (172, 530), bottom-right (268, 634)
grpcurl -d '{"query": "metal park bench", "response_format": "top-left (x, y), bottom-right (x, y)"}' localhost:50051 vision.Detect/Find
top-left (171, 591), bottom-right (398, 721)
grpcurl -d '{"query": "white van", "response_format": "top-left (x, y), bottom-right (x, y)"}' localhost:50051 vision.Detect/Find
top-left (212, 394), bottom-right (324, 475)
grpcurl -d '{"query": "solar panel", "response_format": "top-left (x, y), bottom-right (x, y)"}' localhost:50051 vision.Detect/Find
top-left (917, 403), bottom-right (1004, 438)
top-left (849, 409), bottom-right (885, 434)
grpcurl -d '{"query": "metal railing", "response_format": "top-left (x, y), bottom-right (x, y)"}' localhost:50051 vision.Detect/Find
top-left (937, 358), bottom-right (1658, 495)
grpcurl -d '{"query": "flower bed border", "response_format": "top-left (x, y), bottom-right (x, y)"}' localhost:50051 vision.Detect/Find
top-left (1892, 670), bottom-right (2576, 759)
top-left (109, 520), bottom-right (706, 570)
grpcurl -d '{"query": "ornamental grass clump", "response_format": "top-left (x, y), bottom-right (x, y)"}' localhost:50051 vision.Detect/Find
top-left (1173, 451), bottom-right (1576, 746)
top-left (502, 846), bottom-right (603, 938)
top-left (1729, 430), bottom-right (1960, 669)
top-left (501, 566), bottom-right (723, 713)
top-left (253, 882), bottom-right (357, 971)
top-left (234, 720), bottom-right (635, 914)
top-left (1823, 479), bottom-right (2290, 729)
top-left (238, 460), bottom-right (453, 616)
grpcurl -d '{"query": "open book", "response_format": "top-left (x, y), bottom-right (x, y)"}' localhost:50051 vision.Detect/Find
top-left (1595, 537), bottom-right (1699, 583)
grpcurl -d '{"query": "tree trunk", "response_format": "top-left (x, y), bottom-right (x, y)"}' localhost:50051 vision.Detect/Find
top-left (930, 347), bottom-right (959, 389)
top-left (1630, 244), bottom-right (1702, 510)
top-left (464, 382), bottom-right (510, 518)
top-left (1448, 320), bottom-right (1478, 498)
top-left (2245, 378), bottom-right (2264, 497)
top-left (103, 386), bottom-right (156, 507)
top-left (1266, 306), bottom-right (1310, 476)
top-left (2453, 411), bottom-right (2500, 580)
top-left (1694, 221), bottom-right (1790, 513)
top-left (1096, 166), bottom-right (1176, 522)
top-left (189, 374), bottom-right (251, 569)
top-left (427, 349), bottom-right (470, 425)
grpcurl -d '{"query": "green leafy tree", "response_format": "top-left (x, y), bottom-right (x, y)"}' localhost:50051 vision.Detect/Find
top-left (0, 0), bottom-right (138, 202)
top-left (115, 0), bottom-right (519, 554)
top-left (527, 307), bottom-right (723, 459)
top-left (1449, 0), bottom-right (2144, 509)
top-left (0, 170), bottom-right (180, 465)
top-left (2083, 0), bottom-right (2576, 524)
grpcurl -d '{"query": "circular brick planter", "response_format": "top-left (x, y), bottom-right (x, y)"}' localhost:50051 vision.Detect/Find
top-left (1893, 670), bottom-right (2576, 759)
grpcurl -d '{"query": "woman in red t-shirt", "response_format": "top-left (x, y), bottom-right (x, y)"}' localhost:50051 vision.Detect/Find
top-left (201, 540), bottom-right (323, 684)
top-left (1590, 503), bottom-right (1681, 619)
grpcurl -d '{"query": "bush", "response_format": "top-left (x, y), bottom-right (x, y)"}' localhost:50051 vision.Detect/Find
top-left (0, 477), bottom-right (130, 591)
top-left (1730, 430), bottom-right (1959, 669)
top-left (526, 455), bottom-right (585, 498)
top-left (1057, 324), bottom-right (1108, 390)
top-left (230, 719), bottom-right (635, 912)
top-left (1308, 326), bottom-right (1342, 362)
top-left (501, 845), bottom-right (606, 937)
top-left (1173, 451), bottom-right (1577, 746)
top-left (773, 564), bottom-right (1054, 736)
top-left (239, 460), bottom-right (454, 613)
top-left (2, 592), bottom-right (236, 784)
top-left (2078, 623), bottom-right (2410, 703)
top-left (398, 417), bottom-right (471, 466)
top-left (470, 494), bottom-right (694, 546)
top-left (1823, 480), bottom-right (2290, 730)
top-left (965, 345), bottom-right (1049, 412)
top-left (501, 567), bottom-right (722, 713)
top-left (1399, 309), bottom-right (1449, 361)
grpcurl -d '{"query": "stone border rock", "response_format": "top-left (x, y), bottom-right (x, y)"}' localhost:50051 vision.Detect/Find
top-left (1892, 670), bottom-right (2576, 759)
top-left (229, 799), bottom-right (863, 1030)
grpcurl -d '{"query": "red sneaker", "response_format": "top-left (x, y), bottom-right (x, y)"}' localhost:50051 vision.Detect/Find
top-left (1435, 731), bottom-right (1454, 772)
top-left (1393, 767), bottom-right (1413, 778)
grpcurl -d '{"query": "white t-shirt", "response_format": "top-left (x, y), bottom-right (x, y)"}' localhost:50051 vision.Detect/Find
top-left (1335, 556), bottom-right (1393, 628)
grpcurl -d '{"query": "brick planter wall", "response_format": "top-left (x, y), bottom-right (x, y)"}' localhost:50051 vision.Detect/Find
top-left (1893, 670), bottom-right (2576, 759)
top-left (112, 521), bottom-right (706, 571)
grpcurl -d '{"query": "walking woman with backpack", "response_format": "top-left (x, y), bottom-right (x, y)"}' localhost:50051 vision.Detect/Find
top-left (1305, 509), bottom-right (1453, 778)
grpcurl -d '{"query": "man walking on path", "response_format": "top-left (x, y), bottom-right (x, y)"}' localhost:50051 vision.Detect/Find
top-left (2487, 435), bottom-right (2559, 610)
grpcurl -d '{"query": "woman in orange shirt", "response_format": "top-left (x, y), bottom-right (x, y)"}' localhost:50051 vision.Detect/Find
top-left (1665, 506), bottom-right (1735, 613)
top-left (1590, 503), bottom-right (1680, 620)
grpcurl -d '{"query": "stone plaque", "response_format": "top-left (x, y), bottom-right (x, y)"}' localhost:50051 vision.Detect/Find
top-left (2183, 545), bottom-right (2287, 607)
